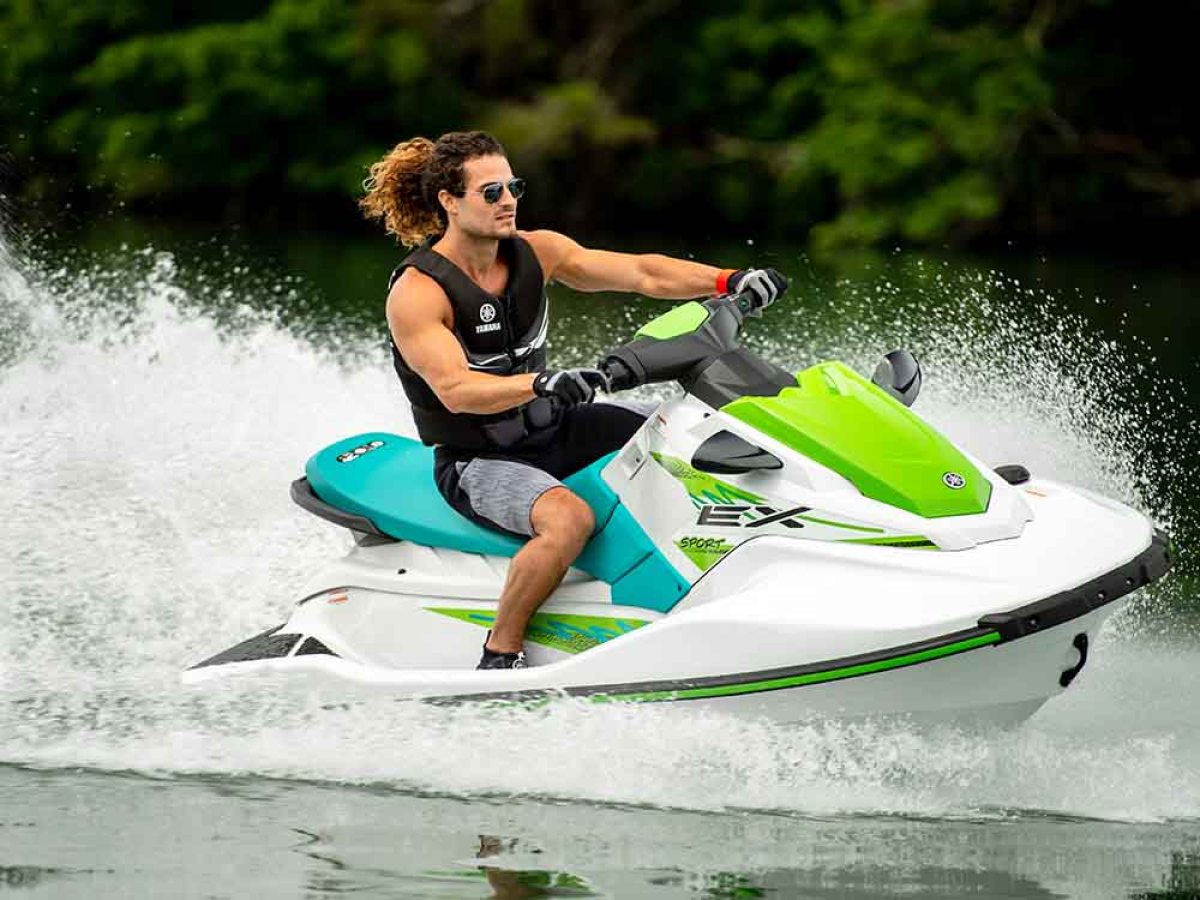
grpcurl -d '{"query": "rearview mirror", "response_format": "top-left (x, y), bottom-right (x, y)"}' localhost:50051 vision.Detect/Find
top-left (872, 349), bottom-right (922, 407)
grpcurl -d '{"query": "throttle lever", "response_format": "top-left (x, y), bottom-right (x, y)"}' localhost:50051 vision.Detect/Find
top-left (713, 289), bottom-right (762, 319)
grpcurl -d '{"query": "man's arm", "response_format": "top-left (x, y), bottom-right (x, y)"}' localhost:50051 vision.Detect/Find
top-left (387, 269), bottom-right (536, 415)
top-left (521, 230), bottom-right (722, 299)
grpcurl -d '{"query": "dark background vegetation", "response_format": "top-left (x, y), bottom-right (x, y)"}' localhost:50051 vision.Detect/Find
top-left (1, 0), bottom-right (1197, 250)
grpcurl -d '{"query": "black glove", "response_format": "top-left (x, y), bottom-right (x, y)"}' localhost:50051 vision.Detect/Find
top-left (727, 267), bottom-right (789, 310)
top-left (532, 368), bottom-right (608, 405)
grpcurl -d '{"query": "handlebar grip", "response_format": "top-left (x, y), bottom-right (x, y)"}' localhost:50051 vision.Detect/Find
top-left (598, 356), bottom-right (639, 391)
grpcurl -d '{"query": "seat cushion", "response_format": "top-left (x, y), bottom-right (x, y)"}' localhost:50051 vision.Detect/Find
top-left (306, 432), bottom-right (691, 609)
top-left (307, 433), bottom-right (523, 557)
top-left (306, 434), bottom-right (628, 571)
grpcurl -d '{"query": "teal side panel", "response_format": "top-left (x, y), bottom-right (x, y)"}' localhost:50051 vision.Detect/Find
top-left (305, 432), bottom-right (523, 557)
top-left (611, 551), bottom-right (692, 613)
top-left (574, 502), bottom-right (652, 585)
top-left (562, 452), bottom-right (620, 529)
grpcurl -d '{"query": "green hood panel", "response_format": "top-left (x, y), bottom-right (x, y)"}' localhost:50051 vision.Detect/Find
top-left (722, 362), bottom-right (991, 518)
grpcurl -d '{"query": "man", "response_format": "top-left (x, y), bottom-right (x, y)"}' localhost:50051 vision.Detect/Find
top-left (360, 131), bottom-right (787, 669)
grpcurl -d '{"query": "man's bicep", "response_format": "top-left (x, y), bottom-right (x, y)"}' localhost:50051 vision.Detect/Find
top-left (388, 288), bottom-right (469, 390)
top-left (399, 322), bottom-right (471, 389)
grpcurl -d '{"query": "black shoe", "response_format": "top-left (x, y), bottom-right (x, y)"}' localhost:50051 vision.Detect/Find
top-left (477, 646), bottom-right (527, 670)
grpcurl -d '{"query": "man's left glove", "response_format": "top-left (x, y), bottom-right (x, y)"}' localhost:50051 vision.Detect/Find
top-left (532, 368), bottom-right (609, 406)
top-left (720, 267), bottom-right (789, 311)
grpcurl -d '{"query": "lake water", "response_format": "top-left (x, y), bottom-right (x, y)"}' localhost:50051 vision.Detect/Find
top-left (1, 218), bottom-right (1198, 898)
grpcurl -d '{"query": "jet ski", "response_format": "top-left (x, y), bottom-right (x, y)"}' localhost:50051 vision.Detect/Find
top-left (184, 290), bottom-right (1173, 724)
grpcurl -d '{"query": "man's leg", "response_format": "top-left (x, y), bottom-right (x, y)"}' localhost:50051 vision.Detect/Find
top-left (485, 486), bottom-right (594, 653)
top-left (435, 402), bottom-right (653, 662)
top-left (482, 403), bottom-right (653, 653)
top-left (437, 455), bottom-right (596, 660)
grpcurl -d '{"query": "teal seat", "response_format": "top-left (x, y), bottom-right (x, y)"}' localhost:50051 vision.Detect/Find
top-left (307, 432), bottom-right (524, 556)
top-left (305, 433), bottom-right (687, 610)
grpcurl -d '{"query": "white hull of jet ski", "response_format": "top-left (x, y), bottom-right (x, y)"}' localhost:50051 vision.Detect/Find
top-left (184, 295), bottom-right (1172, 725)
top-left (184, 476), bottom-right (1165, 726)
top-left (184, 606), bottom-right (1119, 726)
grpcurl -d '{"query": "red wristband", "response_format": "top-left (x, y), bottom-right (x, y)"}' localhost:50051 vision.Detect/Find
top-left (716, 269), bottom-right (736, 294)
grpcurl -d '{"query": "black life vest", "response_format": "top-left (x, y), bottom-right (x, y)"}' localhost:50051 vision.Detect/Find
top-left (388, 235), bottom-right (553, 450)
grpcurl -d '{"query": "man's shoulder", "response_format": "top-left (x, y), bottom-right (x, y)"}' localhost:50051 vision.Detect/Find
top-left (518, 229), bottom-right (579, 277)
top-left (387, 267), bottom-right (451, 323)
top-left (518, 228), bottom-right (571, 248)
top-left (389, 264), bottom-right (442, 296)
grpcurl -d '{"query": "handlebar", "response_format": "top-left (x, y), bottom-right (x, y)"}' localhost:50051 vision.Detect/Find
top-left (599, 356), bottom-right (638, 391)
top-left (597, 289), bottom-right (764, 391)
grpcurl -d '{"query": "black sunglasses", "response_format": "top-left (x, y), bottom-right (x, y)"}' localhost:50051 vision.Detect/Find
top-left (458, 178), bottom-right (526, 204)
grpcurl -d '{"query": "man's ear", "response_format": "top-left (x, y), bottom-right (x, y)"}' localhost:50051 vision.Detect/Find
top-left (437, 189), bottom-right (457, 219)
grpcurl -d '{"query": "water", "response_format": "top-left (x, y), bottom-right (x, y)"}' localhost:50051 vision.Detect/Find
top-left (1, 223), bottom-right (1198, 897)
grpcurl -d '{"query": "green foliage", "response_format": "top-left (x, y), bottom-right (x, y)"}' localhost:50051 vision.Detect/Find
top-left (489, 81), bottom-right (655, 157)
top-left (72, 0), bottom-right (366, 196)
top-left (802, 1), bottom-right (1048, 247)
top-left (1, 0), bottom-right (1194, 244)
top-left (1, 0), bottom-right (460, 212)
top-left (660, 0), bottom-right (1049, 246)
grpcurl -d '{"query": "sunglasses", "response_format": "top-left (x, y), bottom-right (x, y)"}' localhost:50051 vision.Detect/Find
top-left (459, 178), bottom-right (526, 204)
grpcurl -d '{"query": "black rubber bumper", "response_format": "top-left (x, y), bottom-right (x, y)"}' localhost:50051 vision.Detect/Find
top-left (290, 476), bottom-right (390, 538)
top-left (978, 529), bottom-right (1173, 642)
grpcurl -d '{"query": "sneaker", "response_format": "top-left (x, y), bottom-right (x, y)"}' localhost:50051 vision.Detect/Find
top-left (477, 646), bottom-right (527, 670)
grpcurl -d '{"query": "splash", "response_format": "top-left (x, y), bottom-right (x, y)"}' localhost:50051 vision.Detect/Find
top-left (1, 237), bottom-right (1197, 825)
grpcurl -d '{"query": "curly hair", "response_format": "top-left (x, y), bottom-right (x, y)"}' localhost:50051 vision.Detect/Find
top-left (359, 131), bottom-right (507, 247)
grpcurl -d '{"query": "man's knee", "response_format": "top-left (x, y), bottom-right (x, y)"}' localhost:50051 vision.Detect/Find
top-left (530, 487), bottom-right (594, 548)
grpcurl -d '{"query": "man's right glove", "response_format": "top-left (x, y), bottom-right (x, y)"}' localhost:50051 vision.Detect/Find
top-left (720, 267), bottom-right (789, 311)
top-left (532, 368), bottom-right (609, 405)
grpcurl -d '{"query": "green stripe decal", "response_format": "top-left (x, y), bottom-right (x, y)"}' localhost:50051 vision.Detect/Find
top-left (426, 607), bottom-right (648, 654)
top-left (650, 452), bottom-right (764, 507)
top-left (592, 631), bottom-right (1001, 703)
top-left (841, 535), bottom-right (938, 548)
top-left (795, 513), bottom-right (885, 533)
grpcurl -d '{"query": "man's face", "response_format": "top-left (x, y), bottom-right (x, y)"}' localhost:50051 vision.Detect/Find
top-left (442, 155), bottom-right (519, 240)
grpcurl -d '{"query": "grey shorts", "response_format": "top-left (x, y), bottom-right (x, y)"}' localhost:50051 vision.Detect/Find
top-left (455, 457), bottom-right (564, 537)
top-left (434, 400), bottom-right (654, 537)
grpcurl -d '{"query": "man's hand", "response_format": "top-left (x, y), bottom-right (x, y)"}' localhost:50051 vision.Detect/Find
top-left (532, 368), bottom-right (609, 405)
top-left (725, 268), bottom-right (789, 310)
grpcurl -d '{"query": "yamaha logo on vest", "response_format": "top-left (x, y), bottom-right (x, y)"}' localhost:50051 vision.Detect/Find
top-left (476, 302), bottom-right (502, 334)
